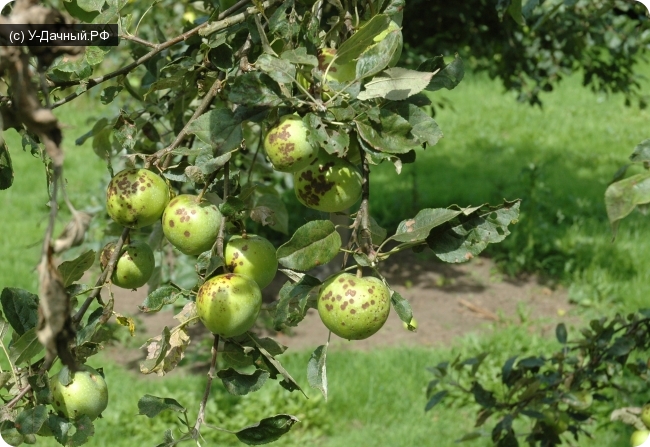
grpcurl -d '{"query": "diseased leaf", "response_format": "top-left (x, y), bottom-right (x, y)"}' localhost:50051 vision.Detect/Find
top-left (0, 288), bottom-right (39, 335)
top-left (605, 171), bottom-right (650, 237)
top-left (256, 54), bottom-right (296, 85)
top-left (391, 208), bottom-right (461, 243)
top-left (307, 344), bottom-right (328, 401)
top-left (186, 108), bottom-right (243, 152)
top-left (630, 139), bottom-right (650, 163)
top-left (139, 285), bottom-right (181, 313)
top-left (137, 395), bottom-right (186, 418)
top-left (57, 250), bottom-right (95, 287)
top-left (235, 414), bottom-right (300, 445)
top-left (116, 314), bottom-right (136, 336)
top-left (355, 31), bottom-right (402, 80)
top-left (427, 201), bottom-right (521, 263)
top-left (281, 48), bottom-right (319, 66)
top-left (15, 405), bottom-right (47, 435)
top-left (336, 15), bottom-right (391, 65)
top-left (228, 72), bottom-right (284, 108)
top-left (276, 221), bottom-right (341, 271)
top-left (217, 368), bottom-right (270, 396)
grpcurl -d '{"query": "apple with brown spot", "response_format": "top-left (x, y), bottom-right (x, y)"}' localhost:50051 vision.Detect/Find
top-left (101, 240), bottom-right (155, 289)
top-left (196, 273), bottom-right (262, 338)
top-left (294, 151), bottom-right (362, 212)
top-left (263, 115), bottom-right (317, 172)
top-left (317, 273), bottom-right (390, 340)
top-left (224, 234), bottom-right (278, 289)
top-left (51, 365), bottom-right (108, 421)
top-left (106, 168), bottom-right (169, 229)
top-left (162, 194), bottom-right (222, 256)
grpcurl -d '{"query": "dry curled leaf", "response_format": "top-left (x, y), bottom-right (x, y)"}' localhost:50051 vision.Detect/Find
top-left (53, 211), bottom-right (93, 253)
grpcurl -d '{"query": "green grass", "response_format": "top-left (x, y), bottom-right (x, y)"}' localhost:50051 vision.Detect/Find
top-left (0, 98), bottom-right (108, 293)
top-left (370, 70), bottom-right (650, 312)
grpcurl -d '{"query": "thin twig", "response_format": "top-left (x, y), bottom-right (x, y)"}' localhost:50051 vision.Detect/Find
top-left (6, 385), bottom-right (31, 409)
top-left (215, 161), bottom-right (230, 259)
top-left (119, 34), bottom-right (156, 48)
top-left (50, 0), bottom-right (278, 109)
top-left (150, 75), bottom-right (224, 166)
top-left (193, 335), bottom-right (220, 437)
top-left (72, 227), bottom-right (130, 324)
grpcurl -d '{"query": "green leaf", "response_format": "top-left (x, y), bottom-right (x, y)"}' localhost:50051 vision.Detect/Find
top-left (85, 46), bottom-right (110, 66)
top-left (276, 220), bottom-right (342, 271)
top-left (0, 288), bottom-right (39, 335)
top-left (0, 142), bottom-right (14, 190)
top-left (427, 201), bottom-right (521, 263)
top-left (77, 0), bottom-right (105, 12)
top-left (630, 139), bottom-right (650, 163)
top-left (607, 337), bottom-right (635, 358)
top-left (471, 382), bottom-right (497, 408)
top-left (355, 108), bottom-right (422, 155)
top-left (217, 368), bottom-right (270, 396)
top-left (63, 0), bottom-right (100, 22)
top-left (0, 420), bottom-right (23, 446)
top-left (556, 323), bottom-right (567, 344)
top-left (307, 344), bottom-right (328, 401)
top-left (508, 0), bottom-right (524, 25)
top-left (58, 250), bottom-right (95, 287)
top-left (419, 54), bottom-right (465, 92)
top-left (248, 334), bottom-right (305, 395)
top-left (139, 285), bottom-right (181, 313)
top-left (100, 85), bottom-right (122, 104)
top-left (256, 54), bottom-right (296, 85)
top-left (281, 48), bottom-right (319, 66)
top-left (186, 108), bottom-right (243, 151)
top-left (253, 192), bottom-right (288, 234)
top-left (235, 414), bottom-right (300, 445)
top-left (605, 171), bottom-right (650, 237)
top-left (196, 253), bottom-right (225, 279)
top-left (391, 208), bottom-right (461, 243)
top-left (137, 395), bottom-right (186, 418)
top-left (369, 216), bottom-right (387, 245)
top-left (27, 374), bottom-right (52, 405)
top-left (69, 415), bottom-right (94, 447)
top-left (9, 328), bottom-right (44, 365)
top-left (273, 275), bottom-right (321, 329)
top-left (390, 290), bottom-right (413, 326)
top-left (425, 390), bottom-right (448, 411)
top-left (219, 196), bottom-right (247, 218)
top-left (228, 72), bottom-right (284, 108)
top-left (15, 405), bottom-right (47, 435)
top-left (336, 15), bottom-right (391, 65)
top-left (384, 102), bottom-right (443, 147)
top-left (358, 68), bottom-right (435, 101)
top-left (355, 31), bottom-right (402, 80)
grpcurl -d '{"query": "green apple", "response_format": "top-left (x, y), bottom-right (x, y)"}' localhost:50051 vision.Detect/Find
top-left (642, 404), bottom-right (650, 429)
top-left (632, 430), bottom-right (650, 447)
top-left (101, 240), bottom-right (155, 289)
top-left (196, 273), bottom-right (262, 338)
top-left (294, 151), bottom-right (362, 212)
top-left (542, 409), bottom-right (569, 435)
top-left (263, 115), bottom-right (317, 172)
top-left (162, 194), bottom-right (222, 256)
top-left (51, 365), bottom-right (108, 420)
top-left (318, 48), bottom-right (357, 84)
top-left (106, 168), bottom-right (169, 229)
top-left (317, 273), bottom-right (390, 340)
top-left (225, 234), bottom-right (278, 289)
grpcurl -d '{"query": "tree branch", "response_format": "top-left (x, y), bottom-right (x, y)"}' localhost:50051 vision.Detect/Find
top-left (193, 335), bottom-right (220, 437)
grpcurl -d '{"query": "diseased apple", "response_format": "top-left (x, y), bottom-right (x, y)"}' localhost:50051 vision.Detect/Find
top-left (225, 234), bottom-right (278, 289)
top-left (51, 365), bottom-right (108, 421)
top-left (101, 240), bottom-right (155, 289)
top-left (162, 194), bottom-right (222, 256)
top-left (263, 115), bottom-right (317, 172)
top-left (641, 403), bottom-right (650, 429)
top-left (317, 273), bottom-right (390, 340)
top-left (294, 151), bottom-right (362, 212)
top-left (106, 168), bottom-right (169, 229)
top-left (196, 273), bottom-right (262, 338)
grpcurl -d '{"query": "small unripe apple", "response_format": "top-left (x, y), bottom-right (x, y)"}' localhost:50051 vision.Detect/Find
top-left (51, 365), bottom-right (108, 420)
top-left (566, 391), bottom-right (593, 410)
top-left (196, 273), bottom-right (262, 338)
top-left (225, 234), bottom-right (278, 289)
top-left (106, 169), bottom-right (169, 229)
top-left (318, 273), bottom-right (390, 340)
top-left (263, 115), bottom-right (317, 172)
top-left (101, 240), bottom-right (155, 289)
top-left (294, 151), bottom-right (362, 212)
top-left (542, 409), bottom-right (569, 435)
top-left (632, 430), bottom-right (650, 447)
top-left (162, 194), bottom-right (222, 256)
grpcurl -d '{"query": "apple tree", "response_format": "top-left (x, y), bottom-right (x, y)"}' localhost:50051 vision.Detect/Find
top-left (0, 0), bottom-right (521, 445)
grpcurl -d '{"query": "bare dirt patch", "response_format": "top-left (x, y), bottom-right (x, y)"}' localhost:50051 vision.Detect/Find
top-left (103, 251), bottom-right (576, 366)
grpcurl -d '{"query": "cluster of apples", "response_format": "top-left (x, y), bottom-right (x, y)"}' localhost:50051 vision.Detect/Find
top-left (104, 168), bottom-right (278, 338)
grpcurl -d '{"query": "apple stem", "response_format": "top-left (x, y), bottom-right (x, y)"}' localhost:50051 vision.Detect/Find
top-left (215, 161), bottom-right (230, 261)
top-left (356, 266), bottom-right (363, 278)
